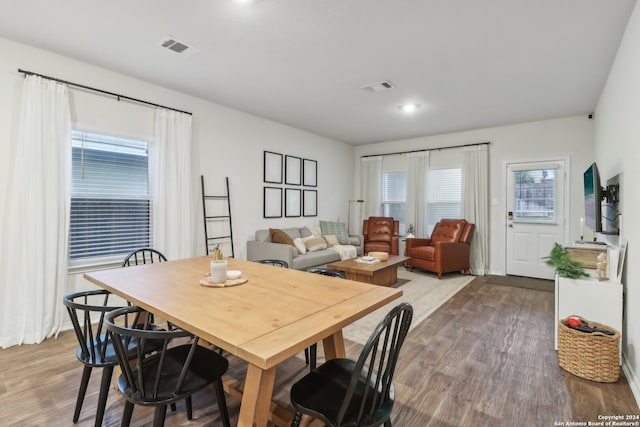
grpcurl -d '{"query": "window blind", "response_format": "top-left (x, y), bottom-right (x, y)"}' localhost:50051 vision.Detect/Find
top-left (69, 130), bottom-right (152, 266)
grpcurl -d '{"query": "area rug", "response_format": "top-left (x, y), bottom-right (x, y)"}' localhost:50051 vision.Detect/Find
top-left (342, 269), bottom-right (474, 345)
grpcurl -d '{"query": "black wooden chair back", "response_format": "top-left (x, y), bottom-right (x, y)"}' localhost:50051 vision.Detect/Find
top-left (63, 289), bottom-right (125, 426)
top-left (305, 267), bottom-right (346, 279)
top-left (121, 248), bottom-right (167, 267)
top-left (290, 302), bottom-right (413, 427)
top-left (105, 306), bottom-right (231, 427)
top-left (255, 259), bottom-right (289, 268)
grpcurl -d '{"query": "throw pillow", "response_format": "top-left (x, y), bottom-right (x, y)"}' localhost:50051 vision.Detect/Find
top-left (304, 236), bottom-right (328, 252)
top-left (307, 224), bottom-right (322, 237)
top-left (269, 228), bottom-right (295, 246)
top-left (320, 220), bottom-right (350, 245)
top-left (293, 237), bottom-right (307, 254)
top-left (300, 226), bottom-right (314, 238)
top-left (323, 234), bottom-right (339, 247)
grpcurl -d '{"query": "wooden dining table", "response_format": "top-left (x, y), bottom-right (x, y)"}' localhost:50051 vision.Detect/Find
top-left (84, 256), bottom-right (402, 427)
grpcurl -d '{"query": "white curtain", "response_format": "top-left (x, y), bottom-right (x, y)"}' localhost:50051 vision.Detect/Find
top-left (406, 152), bottom-right (429, 237)
top-left (150, 109), bottom-right (194, 260)
top-left (0, 76), bottom-right (71, 348)
top-left (360, 156), bottom-right (382, 220)
top-left (462, 145), bottom-right (489, 275)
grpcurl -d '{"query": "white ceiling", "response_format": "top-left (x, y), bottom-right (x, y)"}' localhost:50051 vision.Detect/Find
top-left (0, 0), bottom-right (636, 145)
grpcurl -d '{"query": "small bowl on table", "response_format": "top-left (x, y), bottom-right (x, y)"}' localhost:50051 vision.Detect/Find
top-left (368, 252), bottom-right (389, 262)
top-left (226, 270), bottom-right (242, 280)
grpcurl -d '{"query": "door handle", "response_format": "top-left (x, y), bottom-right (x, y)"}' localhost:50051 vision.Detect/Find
top-left (508, 224), bottom-right (513, 228)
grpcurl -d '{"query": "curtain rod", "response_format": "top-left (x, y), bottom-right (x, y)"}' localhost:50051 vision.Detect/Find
top-left (360, 141), bottom-right (490, 158)
top-left (18, 68), bottom-right (192, 116)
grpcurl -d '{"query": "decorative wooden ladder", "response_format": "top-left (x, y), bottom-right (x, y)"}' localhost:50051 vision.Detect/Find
top-left (200, 175), bottom-right (235, 257)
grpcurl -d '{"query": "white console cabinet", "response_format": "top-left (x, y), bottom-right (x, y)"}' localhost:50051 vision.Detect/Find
top-left (554, 275), bottom-right (623, 359)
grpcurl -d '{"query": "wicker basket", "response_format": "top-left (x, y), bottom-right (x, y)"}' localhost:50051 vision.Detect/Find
top-left (557, 316), bottom-right (620, 383)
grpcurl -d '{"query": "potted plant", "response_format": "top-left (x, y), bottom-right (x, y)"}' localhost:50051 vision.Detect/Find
top-left (546, 243), bottom-right (589, 278)
top-left (406, 224), bottom-right (415, 238)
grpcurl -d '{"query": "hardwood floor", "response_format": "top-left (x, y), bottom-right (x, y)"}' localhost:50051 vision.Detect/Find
top-left (1, 276), bottom-right (638, 426)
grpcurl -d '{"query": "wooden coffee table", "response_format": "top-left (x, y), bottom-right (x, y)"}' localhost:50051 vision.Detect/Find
top-left (327, 255), bottom-right (410, 287)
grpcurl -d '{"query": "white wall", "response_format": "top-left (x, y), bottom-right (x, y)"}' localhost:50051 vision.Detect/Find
top-left (354, 115), bottom-right (595, 275)
top-left (0, 37), bottom-right (355, 300)
top-left (594, 0), bottom-right (640, 402)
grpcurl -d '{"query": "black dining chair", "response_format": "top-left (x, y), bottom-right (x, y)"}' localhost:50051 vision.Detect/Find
top-left (105, 305), bottom-right (231, 427)
top-left (121, 248), bottom-right (167, 267)
top-left (289, 302), bottom-right (413, 427)
top-left (254, 259), bottom-right (289, 268)
top-left (304, 267), bottom-right (346, 279)
top-left (63, 289), bottom-right (130, 427)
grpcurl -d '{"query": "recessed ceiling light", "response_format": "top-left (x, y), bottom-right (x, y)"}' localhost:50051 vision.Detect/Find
top-left (399, 103), bottom-right (421, 113)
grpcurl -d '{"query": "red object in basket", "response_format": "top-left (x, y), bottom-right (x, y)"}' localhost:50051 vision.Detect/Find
top-left (566, 316), bottom-right (585, 327)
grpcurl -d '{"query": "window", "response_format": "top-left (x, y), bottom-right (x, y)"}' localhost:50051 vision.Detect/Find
top-left (512, 168), bottom-right (557, 222)
top-left (380, 171), bottom-right (406, 235)
top-left (69, 130), bottom-right (152, 267)
top-left (426, 168), bottom-right (461, 235)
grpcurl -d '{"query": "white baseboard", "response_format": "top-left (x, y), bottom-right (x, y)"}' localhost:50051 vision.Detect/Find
top-left (622, 356), bottom-right (640, 407)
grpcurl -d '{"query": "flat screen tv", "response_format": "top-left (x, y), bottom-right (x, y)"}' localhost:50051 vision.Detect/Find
top-left (583, 162), bottom-right (602, 233)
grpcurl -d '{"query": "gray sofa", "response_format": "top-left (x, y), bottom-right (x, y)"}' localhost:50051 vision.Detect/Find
top-left (246, 227), bottom-right (363, 270)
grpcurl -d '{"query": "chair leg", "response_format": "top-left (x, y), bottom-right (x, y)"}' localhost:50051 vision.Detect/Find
top-left (186, 396), bottom-right (193, 420)
top-left (95, 366), bottom-right (114, 427)
top-left (304, 347), bottom-right (309, 365)
top-left (214, 379), bottom-right (231, 427)
top-left (291, 411), bottom-right (302, 427)
top-left (73, 365), bottom-right (92, 422)
top-left (153, 405), bottom-right (167, 427)
top-left (121, 401), bottom-right (134, 427)
top-left (309, 343), bottom-right (317, 371)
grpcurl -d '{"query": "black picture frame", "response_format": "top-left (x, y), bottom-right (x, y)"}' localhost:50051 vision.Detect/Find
top-left (264, 151), bottom-right (283, 184)
top-left (285, 155), bottom-right (302, 185)
top-left (263, 187), bottom-right (282, 218)
top-left (303, 189), bottom-right (317, 217)
top-left (285, 188), bottom-right (301, 217)
top-left (303, 158), bottom-right (317, 187)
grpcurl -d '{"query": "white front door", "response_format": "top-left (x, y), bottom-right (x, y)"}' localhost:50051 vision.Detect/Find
top-left (506, 160), bottom-right (567, 279)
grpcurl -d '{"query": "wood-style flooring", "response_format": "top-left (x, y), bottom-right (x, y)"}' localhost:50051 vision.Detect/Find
top-left (1, 275), bottom-right (638, 426)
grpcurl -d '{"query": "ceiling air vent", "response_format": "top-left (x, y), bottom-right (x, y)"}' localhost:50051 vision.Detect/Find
top-left (157, 36), bottom-right (200, 57)
top-left (361, 80), bottom-right (395, 93)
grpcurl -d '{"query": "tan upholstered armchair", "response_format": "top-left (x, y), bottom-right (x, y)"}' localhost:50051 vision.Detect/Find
top-left (363, 217), bottom-right (400, 255)
top-left (406, 219), bottom-right (475, 279)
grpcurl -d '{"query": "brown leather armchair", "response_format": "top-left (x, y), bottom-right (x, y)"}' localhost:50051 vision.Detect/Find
top-left (406, 219), bottom-right (475, 279)
top-left (363, 217), bottom-right (399, 255)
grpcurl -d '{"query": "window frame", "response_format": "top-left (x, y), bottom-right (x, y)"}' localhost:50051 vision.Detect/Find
top-left (68, 129), bottom-right (153, 270)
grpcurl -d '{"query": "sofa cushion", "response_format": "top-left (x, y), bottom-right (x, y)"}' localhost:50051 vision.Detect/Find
top-left (412, 246), bottom-right (435, 261)
top-left (292, 249), bottom-right (341, 270)
top-left (366, 217), bottom-right (394, 243)
top-left (320, 220), bottom-right (350, 244)
top-left (431, 219), bottom-right (467, 244)
top-left (270, 228), bottom-right (295, 246)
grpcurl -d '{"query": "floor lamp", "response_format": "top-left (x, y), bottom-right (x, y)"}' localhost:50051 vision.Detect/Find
top-left (347, 199), bottom-right (364, 235)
